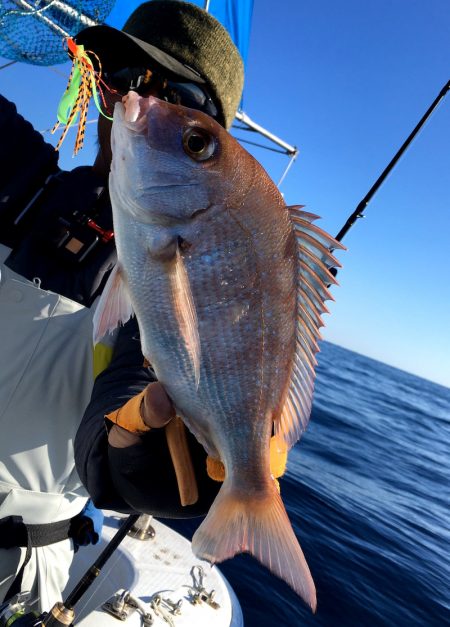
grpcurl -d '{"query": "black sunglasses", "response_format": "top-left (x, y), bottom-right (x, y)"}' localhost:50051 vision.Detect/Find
top-left (103, 66), bottom-right (219, 121)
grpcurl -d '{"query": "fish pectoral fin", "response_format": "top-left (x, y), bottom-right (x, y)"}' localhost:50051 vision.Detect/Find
top-left (191, 479), bottom-right (317, 612)
top-left (93, 264), bottom-right (134, 344)
top-left (168, 246), bottom-right (201, 386)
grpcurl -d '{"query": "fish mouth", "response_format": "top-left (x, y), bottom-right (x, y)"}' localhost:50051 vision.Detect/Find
top-left (113, 95), bottom-right (143, 132)
top-left (123, 91), bottom-right (144, 121)
top-left (113, 95), bottom-right (197, 195)
top-left (114, 92), bottom-right (163, 131)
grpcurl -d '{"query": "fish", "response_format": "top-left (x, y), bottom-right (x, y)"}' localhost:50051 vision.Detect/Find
top-left (94, 91), bottom-right (344, 612)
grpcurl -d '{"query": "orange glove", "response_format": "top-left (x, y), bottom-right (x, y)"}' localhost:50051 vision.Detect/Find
top-left (107, 381), bottom-right (175, 447)
top-left (106, 383), bottom-right (197, 506)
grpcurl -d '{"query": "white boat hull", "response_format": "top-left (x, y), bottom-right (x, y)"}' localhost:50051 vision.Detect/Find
top-left (64, 513), bottom-right (243, 627)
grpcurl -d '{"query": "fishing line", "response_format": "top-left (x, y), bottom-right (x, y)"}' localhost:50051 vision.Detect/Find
top-left (40, 118), bottom-right (98, 135)
top-left (0, 60), bottom-right (17, 70)
top-left (232, 122), bottom-right (259, 133)
top-left (232, 136), bottom-right (289, 154)
top-left (48, 65), bottom-right (72, 79)
top-left (277, 152), bottom-right (299, 188)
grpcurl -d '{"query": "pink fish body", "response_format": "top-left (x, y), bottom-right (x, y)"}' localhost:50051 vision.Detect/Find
top-left (95, 93), bottom-right (343, 612)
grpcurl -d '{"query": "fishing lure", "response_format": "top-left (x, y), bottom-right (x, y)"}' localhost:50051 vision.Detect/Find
top-left (52, 37), bottom-right (112, 155)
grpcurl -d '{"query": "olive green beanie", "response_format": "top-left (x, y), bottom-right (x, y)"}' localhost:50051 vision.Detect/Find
top-left (122, 1), bottom-right (244, 129)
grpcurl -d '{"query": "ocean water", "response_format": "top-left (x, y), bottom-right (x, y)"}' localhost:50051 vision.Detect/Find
top-left (167, 341), bottom-right (450, 626)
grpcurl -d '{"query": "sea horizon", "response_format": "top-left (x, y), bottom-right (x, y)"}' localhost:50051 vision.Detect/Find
top-left (325, 339), bottom-right (450, 391)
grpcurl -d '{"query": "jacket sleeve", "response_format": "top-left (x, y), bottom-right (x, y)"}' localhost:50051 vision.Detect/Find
top-left (74, 317), bottom-right (220, 517)
top-left (0, 95), bottom-right (59, 246)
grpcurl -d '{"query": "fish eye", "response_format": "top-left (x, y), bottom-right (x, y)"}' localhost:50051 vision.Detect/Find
top-left (182, 128), bottom-right (216, 161)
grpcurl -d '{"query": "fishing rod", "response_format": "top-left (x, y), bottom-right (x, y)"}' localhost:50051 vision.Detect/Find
top-left (43, 514), bottom-right (140, 627)
top-left (334, 79), bottom-right (450, 245)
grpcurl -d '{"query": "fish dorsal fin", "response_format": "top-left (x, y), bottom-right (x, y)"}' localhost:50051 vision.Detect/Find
top-left (169, 246), bottom-right (201, 387)
top-left (93, 264), bottom-right (134, 344)
top-left (276, 207), bottom-right (345, 449)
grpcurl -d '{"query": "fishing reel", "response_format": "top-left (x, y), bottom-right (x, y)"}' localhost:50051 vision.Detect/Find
top-left (0, 592), bottom-right (41, 627)
top-left (0, 515), bottom-right (139, 627)
top-left (0, 593), bottom-right (79, 627)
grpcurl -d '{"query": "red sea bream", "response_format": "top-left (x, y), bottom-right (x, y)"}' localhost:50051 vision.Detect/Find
top-left (94, 92), bottom-right (344, 612)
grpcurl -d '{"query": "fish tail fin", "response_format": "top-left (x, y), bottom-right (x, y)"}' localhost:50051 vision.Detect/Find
top-left (192, 479), bottom-right (317, 612)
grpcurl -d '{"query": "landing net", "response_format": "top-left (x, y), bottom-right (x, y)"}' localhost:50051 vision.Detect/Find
top-left (0, 0), bottom-right (115, 65)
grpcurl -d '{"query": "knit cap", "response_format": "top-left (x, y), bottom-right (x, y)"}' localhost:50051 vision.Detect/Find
top-left (76, 1), bottom-right (244, 128)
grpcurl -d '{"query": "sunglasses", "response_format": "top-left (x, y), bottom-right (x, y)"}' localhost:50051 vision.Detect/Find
top-left (102, 66), bottom-right (219, 121)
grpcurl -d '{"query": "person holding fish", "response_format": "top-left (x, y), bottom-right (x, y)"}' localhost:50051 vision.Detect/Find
top-left (0, 0), bottom-right (246, 613)
top-left (73, 0), bottom-right (343, 611)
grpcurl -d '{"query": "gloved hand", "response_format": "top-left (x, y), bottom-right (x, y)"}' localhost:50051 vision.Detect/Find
top-left (107, 383), bottom-right (198, 506)
top-left (141, 381), bottom-right (175, 428)
top-left (70, 500), bottom-right (104, 552)
top-left (108, 381), bottom-right (175, 448)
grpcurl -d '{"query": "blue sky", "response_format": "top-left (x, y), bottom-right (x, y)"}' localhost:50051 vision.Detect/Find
top-left (1, 0), bottom-right (449, 387)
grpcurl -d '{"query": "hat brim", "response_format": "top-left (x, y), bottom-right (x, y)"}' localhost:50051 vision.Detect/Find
top-left (75, 24), bottom-right (205, 84)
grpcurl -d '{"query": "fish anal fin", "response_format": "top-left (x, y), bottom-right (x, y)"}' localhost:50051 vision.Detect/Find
top-left (192, 480), bottom-right (317, 612)
top-left (276, 392), bottom-right (306, 448)
top-left (93, 264), bottom-right (134, 344)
